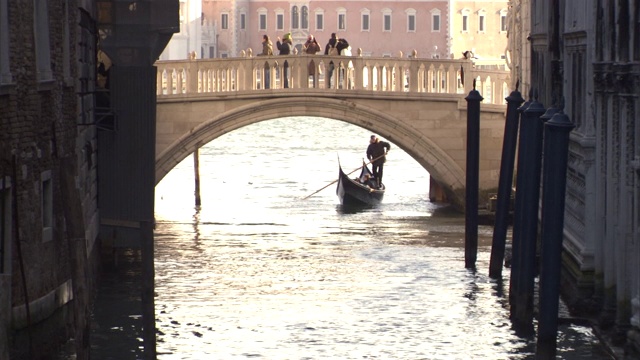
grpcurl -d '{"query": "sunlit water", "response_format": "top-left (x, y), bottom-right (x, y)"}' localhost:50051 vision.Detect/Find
top-left (90, 117), bottom-right (611, 359)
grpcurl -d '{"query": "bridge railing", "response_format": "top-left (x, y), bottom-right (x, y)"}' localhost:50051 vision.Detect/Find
top-left (155, 56), bottom-right (510, 105)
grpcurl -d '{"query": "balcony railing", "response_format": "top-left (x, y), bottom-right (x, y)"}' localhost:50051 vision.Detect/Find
top-left (155, 55), bottom-right (511, 105)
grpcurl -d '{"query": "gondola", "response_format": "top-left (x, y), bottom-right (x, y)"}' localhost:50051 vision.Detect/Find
top-left (336, 161), bottom-right (385, 206)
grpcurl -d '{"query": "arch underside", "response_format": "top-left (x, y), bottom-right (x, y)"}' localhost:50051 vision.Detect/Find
top-left (155, 97), bottom-right (465, 205)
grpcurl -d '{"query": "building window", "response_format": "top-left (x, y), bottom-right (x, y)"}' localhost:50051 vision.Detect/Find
top-left (34, 0), bottom-right (53, 82)
top-left (382, 9), bottom-right (392, 32)
top-left (431, 9), bottom-right (441, 32)
top-left (478, 10), bottom-right (486, 32)
top-left (276, 12), bottom-right (284, 31)
top-left (0, 177), bottom-right (11, 273)
top-left (292, 6), bottom-right (299, 29)
top-left (41, 171), bottom-right (53, 242)
top-left (363, 14), bottom-right (370, 31)
top-left (0, 0), bottom-right (12, 86)
top-left (500, 9), bottom-right (508, 32)
top-left (240, 13), bottom-right (246, 30)
top-left (316, 12), bottom-right (324, 31)
top-left (407, 14), bottom-right (416, 32)
top-left (433, 15), bottom-right (440, 31)
top-left (301, 6), bottom-right (309, 29)
top-left (258, 9), bottom-right (267, 31)
top-left (384, 15), bottom-right (391, 31)
top-left (221, 13), bottom-right (229, 30)
top-left (461, 8), bottom-right (470, 33)
top-left (338, 12), bottom-right (346, 31)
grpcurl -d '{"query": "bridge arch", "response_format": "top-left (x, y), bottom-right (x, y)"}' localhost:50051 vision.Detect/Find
top-left (155, 97), bottom-right (465, 205)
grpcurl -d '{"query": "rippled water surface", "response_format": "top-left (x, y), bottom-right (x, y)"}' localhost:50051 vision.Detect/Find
top-left (91, 117), bottom-right (611, 359)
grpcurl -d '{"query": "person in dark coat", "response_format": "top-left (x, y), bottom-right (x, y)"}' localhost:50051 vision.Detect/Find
top-left (336, 38), bottom-right (350, 54)
top-left (277, 32), bottom-right (292, 55)
top-left (333, 38), bottom-right (351, 87)
top-left (324, 33), bottom-right (338, 88)
top-left (366, 134), bottom-right (391, 188)
top-left (276, 33), bottom-right (293, 88)
top-left (303, 34), bottom-right (321, 87)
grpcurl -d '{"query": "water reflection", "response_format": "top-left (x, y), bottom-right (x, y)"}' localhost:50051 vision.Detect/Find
top-left (91, 117), bottom-right (612, 359)
top-left (335, 203), bottom-right (377, 214)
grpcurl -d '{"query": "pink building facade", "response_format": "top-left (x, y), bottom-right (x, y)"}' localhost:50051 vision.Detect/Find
top-left (203, 0), bottom-right (451, 59)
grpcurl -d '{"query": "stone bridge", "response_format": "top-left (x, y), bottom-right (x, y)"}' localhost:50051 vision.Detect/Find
top-left (154, 55), bottom-right (511, 207)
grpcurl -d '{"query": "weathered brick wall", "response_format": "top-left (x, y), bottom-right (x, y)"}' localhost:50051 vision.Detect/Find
top-left (0, 0), bottom-right (100, 359)
top-left (4, 0), bottom-right (71, 307)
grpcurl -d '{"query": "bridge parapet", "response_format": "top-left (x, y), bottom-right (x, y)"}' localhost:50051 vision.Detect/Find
top-left (155, 56), bottom-right (510, 105)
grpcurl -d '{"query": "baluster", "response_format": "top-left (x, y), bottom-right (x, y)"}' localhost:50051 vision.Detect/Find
top-left (156, 68), bottom-right (163, 95)
top-left (188, 62), bottom-right (198, 94)
top-left (168, 69), bottom-right (175, 94)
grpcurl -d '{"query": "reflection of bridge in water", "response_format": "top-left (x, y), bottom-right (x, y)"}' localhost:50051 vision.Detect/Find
top-left (154, 55), bottom-right (511, 208)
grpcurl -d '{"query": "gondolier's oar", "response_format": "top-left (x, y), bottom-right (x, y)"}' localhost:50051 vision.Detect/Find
top-left (301, 153), bottom-right (386, 200)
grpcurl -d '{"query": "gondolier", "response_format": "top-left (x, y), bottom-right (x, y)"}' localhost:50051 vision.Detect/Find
top-left (366, 135), bottom-right (391, 188)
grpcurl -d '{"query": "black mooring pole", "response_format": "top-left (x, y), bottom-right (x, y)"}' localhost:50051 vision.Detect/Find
top-left (194, 146), bottom-right (202, 207)
top-left (509, 89), bottom-right (533, 312)
top-left (536, 104), bottom-right (575, 358)
top-left (489, 81), bottom-right (524, 278)
top-left (512, 90), bottom-right (545, 330)
top-left (464, 80), bottom-right (483, 269)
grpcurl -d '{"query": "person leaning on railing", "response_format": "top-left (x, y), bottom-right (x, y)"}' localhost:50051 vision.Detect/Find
top-left (303, 34), bottom-right (321, 87)
top-left (324, 33), bottom-right (338, 89)
top-left (276, 33), bottom-right (293, 88)
top-left (257, 35), bottom-right (274, 89)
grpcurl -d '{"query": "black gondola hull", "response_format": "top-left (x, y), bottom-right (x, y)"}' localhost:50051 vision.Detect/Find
top-left (336, 163), bottom-right (385, 206)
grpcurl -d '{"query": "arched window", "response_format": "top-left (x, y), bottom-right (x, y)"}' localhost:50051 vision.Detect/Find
top-left (301, 6), bottom-right (309, 29)
top-left (292, 6), bottom-right (299, 29)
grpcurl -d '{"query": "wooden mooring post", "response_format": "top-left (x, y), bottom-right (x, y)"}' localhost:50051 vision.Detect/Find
top-left (536, 103), bottom-right (575, 357)
top-left (489, 81), bottom-right (524, 278)
top-left (464, 80), bottom-right (483, 269)
top-left (508, 90), bottom-right (533, 312)
top-left (194, 147), bottom-right (202, 207)
top-left (511, 90), bottom-right (545, 331)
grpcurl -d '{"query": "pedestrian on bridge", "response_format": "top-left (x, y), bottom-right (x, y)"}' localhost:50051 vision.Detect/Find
top-left (366, 135), bottom-right (391, 189)
top-left (259, 34), bottom-right (274, 56)
top-left (335, 38), bottom-right (351, 88)
top-left (303, 34), bottom-right (321, 87)
top-left (324, 33), bottom-right (338, 88)
top-left (258, 35), bottom-right (274, 89)
top-left (277, 33), bottom-right (293, 88)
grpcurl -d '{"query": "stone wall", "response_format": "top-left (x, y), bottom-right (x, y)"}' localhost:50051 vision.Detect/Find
top-left (0, 1), bottom-right (100, 359)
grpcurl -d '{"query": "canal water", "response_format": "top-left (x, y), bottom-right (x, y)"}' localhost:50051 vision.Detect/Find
top-left (90, 117), bottom-right (612, 359)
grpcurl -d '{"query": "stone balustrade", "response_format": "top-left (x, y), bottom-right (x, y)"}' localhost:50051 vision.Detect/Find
top-left (155, 55), bottom-right (511, 105)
